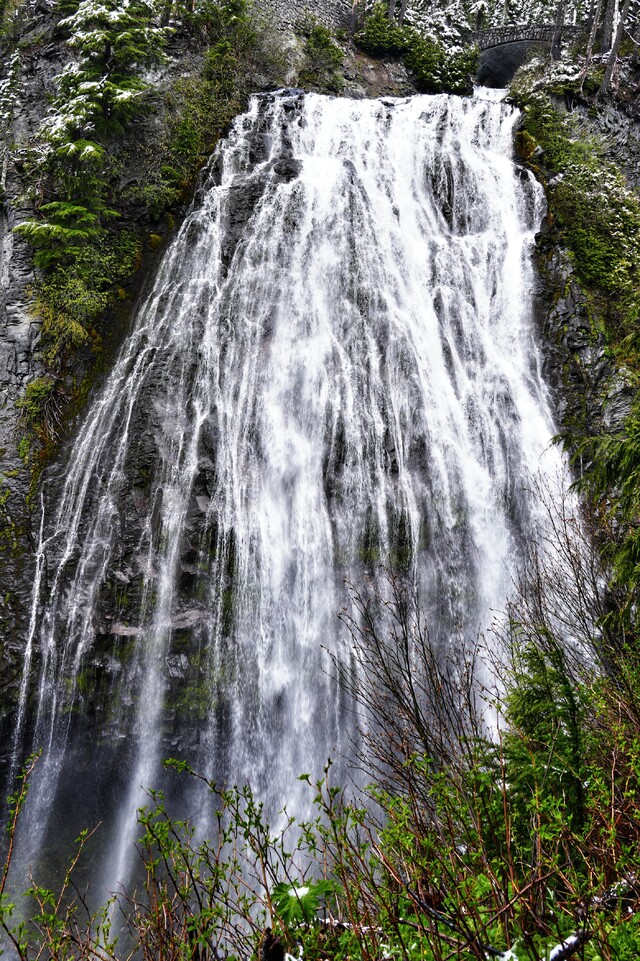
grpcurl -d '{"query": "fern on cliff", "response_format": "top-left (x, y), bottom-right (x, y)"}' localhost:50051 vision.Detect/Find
top-left (15, 201), bottom-right (106, 268)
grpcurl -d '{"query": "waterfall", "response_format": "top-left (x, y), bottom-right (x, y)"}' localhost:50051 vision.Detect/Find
top-left (5, 89), bottom-right (562, 902)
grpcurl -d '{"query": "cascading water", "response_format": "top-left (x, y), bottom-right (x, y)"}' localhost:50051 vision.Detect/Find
top-left (4, 89), bottom-right (564, 905)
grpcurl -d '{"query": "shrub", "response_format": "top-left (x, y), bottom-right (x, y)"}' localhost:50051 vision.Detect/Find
top-left (356, 4), bottom-right (477, 95)
top-left (31, 234), bottom-right (140, 364)
top-left (16, 376), bottom-right (63, 448)
top-left (297, 20), bottom-right (345, 92)
top-left (305, 23), bottom-right (343, 71)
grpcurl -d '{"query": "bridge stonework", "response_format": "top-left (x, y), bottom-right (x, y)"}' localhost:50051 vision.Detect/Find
top-left (473, 23), bottom-right (581, 50)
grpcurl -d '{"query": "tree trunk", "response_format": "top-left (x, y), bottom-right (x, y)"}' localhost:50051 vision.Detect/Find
top-left (551, 0), bottom-right (566, 59)
top-left (631, 0), bottom-right (640, 65)
top-left (598, 0), bottom-right (631, 95)
top-left (388, 0), bottom-right (397, 21)
top-left (349, 0), bottom-right (359, 36)
top-left (601, 0), bottom-right (618, 51)
top-left (160, 0), bottom-right (172, 27)
top-left (579, 0), bottom-right (604, 93)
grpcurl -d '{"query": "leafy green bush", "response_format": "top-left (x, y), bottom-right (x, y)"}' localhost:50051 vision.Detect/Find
top-left (305, 23), bottom-right (343, 71)
top-left (3, 551), bottom-right (640, 959)
top-left (271, 879), bottom-right (338, 924)
top-left (297, 20), bottom-right (344, 92)
top-left (356, 4), bottom-right (410, 56)
top-left (16, 377), bottom-right (56, 432)
top-left (32, 235), bottom-right (140, 364)
top-left (356, 4), bottom-right (477, 95)
top-left (5, 619), bottom-right (640, 959)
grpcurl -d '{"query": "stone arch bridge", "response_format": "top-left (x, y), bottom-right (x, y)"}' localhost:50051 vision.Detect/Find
top-left (474, 23), bottom-right (583, 86)
top-left (473, 23), bottom-right (581, 50)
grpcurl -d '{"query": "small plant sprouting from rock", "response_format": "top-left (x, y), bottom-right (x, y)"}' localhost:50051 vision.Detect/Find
top-left (16, 376), bottom-right (64, 464)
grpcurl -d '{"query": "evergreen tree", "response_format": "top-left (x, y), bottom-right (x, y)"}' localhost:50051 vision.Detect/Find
top-left (43, 0), bottom-right (168, 149)
top-left (16, 0), bottom-right (168, 268)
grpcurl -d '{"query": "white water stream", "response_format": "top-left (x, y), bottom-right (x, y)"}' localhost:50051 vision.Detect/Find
top-left (6, 90), bottom-right (563, 902)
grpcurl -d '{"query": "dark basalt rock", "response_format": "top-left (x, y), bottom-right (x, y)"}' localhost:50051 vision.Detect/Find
top-left (0, 14), bottom-right (70, 704)
top-left (272, 156), bottom-right (301, 181)
top-left (220, 172), bottom-right (270, 271)
top-left (534, 238), bottom-right (623, 461)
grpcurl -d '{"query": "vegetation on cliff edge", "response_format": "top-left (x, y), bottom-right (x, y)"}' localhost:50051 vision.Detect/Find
top-left (2, 0), bottom-right (286, 471)
top-left (511, 54), bottom-right (640, 624)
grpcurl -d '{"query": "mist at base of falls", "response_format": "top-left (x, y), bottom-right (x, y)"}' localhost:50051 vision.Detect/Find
top-left (2, 89), bottom-right (564, 905)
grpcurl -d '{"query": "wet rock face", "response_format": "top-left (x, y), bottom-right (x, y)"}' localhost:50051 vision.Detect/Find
top-left (258, 0), bottom-right (350, 31)
top-left (217, 93), bottom-right (306, 270)
top-left (341, 52), bottom-right (417, 99)
top-left (535, 237), bottom-right (631, 461)
top-left (530, 91), bottom-right (640, 459)
top-left (584, 102), bottom-right (640, 189)
top-left (0, 18), bottom-right (70, 717)
top-left (23, 104), bottom-right (293, 750)
top-left (1, 26), bottom-right (69, 401)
